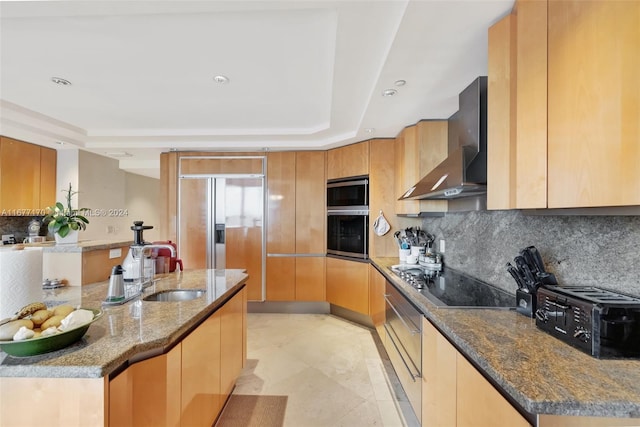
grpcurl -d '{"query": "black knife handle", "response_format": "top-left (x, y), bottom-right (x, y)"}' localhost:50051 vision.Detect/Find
top-left (507, 262), bottom-right (528, 291)
top-left (520, 248), bottom-right (540, 275)
top-left (526, 246), bottom-right (547, 274)
top-left (514, 255), bottom-right (537, 291)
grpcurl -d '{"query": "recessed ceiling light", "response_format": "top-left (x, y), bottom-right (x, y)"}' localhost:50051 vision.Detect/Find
top-left (394, 79), bottom-right (407, 87)
top-left (51, 77), bottom-right (72, 86)
top-left (213, 75), bottom-right (230, 84)
top-left (55, 141), bottom-right (65, 146)
top-left (382, 89), bottom-right (397, 97)
top-left (106, 151), bottom-right (133, 158)
top-left (364, 128), bottom-right (375, 133)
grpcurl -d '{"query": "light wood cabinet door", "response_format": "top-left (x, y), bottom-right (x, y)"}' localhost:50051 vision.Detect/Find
top-left (295, 256), bottom-right (325, 301)
top-left (394, 125), bottom-right (418, 215)
top-left (0, 376), bottom-right (107, 427)
top-left (421, 317), bottom-right (457, 427)
top-left (487, 0), bottom-right (547, 210)
top-left (266, 256), bottom-right (296, 301)
top-left (326, 257), bottom-right (369, 314)
top-left (266, 151), bottom-right (325, 301)
top-left (395, 121), bottom-right (448, 216)
top-left (181, 312), bottom-right (221, 427)
top-left (487, 13), bottom-right (517, 210)
top-left (326, 141), bottom-right (369, 180)
top-left (368, 265), bottom-right (386, 338)
top-left (295, 151), bottom-right (326, 254)
top-left (515, 0), bottom-right (548, 209)
top-left (160, 152), bottom-right (179, 242)
top-left (120, 344), bottom-right (182, 427)
top-left (0, 136), bottom-right (41, 211)
top-left (267, 151), bottom-right (296, 254)
top-left (369, 138), bottom-right (397, 258)
top-left (220, 288), bottom-right (246, 401)
top-left (39, 146), bottom-right (57, 209)
top-left (547, 0), bottom-right (640, 208)
top-left (456, 354), bottom-right (530, 427)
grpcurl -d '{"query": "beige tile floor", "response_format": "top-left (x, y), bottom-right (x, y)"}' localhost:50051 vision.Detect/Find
top-left (232, 313), bottom-right (420, 427)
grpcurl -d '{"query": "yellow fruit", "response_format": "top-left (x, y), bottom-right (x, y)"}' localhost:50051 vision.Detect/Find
top-left (41, 315), bottom-right (65, 330)
top-left (30, 309), bottom-right (52, 326)
top-left (15, 302), bottom-right (47, 319)
top-left (52, 305), bottom-right (75, 317)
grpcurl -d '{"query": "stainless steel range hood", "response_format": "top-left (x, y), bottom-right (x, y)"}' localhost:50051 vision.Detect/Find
top-left (400, 76), bottom-right (487, 201)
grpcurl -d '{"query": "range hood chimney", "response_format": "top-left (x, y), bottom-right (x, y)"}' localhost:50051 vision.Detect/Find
top-left (400, 76), bottom-right (487, 201)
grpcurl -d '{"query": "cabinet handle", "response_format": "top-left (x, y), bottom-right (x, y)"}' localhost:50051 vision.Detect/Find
top-left (383, 323), bottom-right (421, 381)
top-left (384, 295), bottom-right (420, 335)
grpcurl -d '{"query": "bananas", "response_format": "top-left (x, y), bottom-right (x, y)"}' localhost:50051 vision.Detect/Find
top-left (15, 302), bottom-right (48, 320)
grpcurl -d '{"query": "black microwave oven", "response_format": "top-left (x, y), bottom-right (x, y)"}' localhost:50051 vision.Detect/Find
top-left (327, 176), bottom-right (368, 210)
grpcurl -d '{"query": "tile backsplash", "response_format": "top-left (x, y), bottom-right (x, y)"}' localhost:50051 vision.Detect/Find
top-left (422, 210), bottom-right (640, 297)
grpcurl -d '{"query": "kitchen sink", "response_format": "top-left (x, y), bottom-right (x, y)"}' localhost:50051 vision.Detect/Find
top-left (143, 289), bottom-right (206, 302)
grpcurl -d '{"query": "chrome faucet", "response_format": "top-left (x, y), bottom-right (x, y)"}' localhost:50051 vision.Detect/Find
top-left (131, 243), bottom-right (177, 290)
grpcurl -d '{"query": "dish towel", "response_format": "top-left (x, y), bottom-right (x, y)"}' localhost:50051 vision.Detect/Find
top-left (373, 210), bottom-right (391, 236)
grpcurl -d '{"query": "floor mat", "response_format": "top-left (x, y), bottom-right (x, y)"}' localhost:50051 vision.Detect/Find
top-left (215, 394), bottom-right (288, 427)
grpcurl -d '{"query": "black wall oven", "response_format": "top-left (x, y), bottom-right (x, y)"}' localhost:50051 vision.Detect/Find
top-left (327, 176), bottom-right (369, 259)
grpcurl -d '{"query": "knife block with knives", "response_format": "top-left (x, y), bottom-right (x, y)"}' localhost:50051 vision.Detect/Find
top-left (507, 246), bottom-right (557, 317)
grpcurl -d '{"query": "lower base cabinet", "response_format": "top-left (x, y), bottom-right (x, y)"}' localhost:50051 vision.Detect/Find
top-left (421, 317), bottom-right (531, 427)
top-left (456, 353), bottom-right (530, 427)
top-left (368, 265), bottom-right (386, 338)
top-left (421, 317), bottom-right (457, 427)
top-left (326, 257), bottom-right (369, 315)
top-left (266, 256), bottom-right (325, 301)
top-left (109, 287), bottom-right (247, 427)
top-left (109, 345), bottom-right (182, 427)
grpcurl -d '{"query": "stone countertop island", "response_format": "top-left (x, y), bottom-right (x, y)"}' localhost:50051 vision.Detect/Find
top-left (23, 239), bottom-right (134, 253)
top-left (0, 268), bottom-right (248, 426)
top-left (372, 257), bottom-right (640, 425)
top-left (0, 268), bottom-right (247, 377)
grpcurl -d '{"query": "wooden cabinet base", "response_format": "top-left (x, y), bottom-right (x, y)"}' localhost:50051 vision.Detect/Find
top-left (326, 257), bottom-right (369, 315)
top-left (0, 377), bottom-right (107, 426)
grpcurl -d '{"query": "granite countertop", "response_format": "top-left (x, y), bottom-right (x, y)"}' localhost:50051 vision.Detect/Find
top-left (371, 257), bottom-right (640, 419)
top-left (31, 239), bottom-right (134, 253)
top-left (0, 269), bottom-right (248, 379)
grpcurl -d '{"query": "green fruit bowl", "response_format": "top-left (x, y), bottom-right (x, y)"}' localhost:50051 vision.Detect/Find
top-left (0, 308), bottom-right (102, 357)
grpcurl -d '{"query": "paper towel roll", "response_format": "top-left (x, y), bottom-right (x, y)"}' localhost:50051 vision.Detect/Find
top-left (0, 247), bottom-right (43, 319)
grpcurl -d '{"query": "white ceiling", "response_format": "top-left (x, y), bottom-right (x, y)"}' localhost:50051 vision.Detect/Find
top-left (0, 0), bottom-right (513, 179)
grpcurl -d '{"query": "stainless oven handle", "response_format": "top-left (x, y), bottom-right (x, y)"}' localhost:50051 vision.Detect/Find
top-left (384, 294), bottom-right (420, 335)
top-left (383, 323), bottom-right (421, 382)
top-left (327, 209), bottom-right (369, 215)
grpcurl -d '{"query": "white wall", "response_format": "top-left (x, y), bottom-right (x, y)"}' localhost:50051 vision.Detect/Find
top-left (55, 150), bottom-right (161, 241)
top-left (124, 172), bottom-right (161, 242)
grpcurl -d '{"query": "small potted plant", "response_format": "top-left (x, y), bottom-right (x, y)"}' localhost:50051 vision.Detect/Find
top-left (43, 183), bottom-right (90, 244)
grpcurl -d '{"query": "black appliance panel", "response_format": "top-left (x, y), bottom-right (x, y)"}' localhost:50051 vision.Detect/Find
top-left (326, 212), bottom-right (368, 259)
top-left (327, 177), bottom-right (368, 209)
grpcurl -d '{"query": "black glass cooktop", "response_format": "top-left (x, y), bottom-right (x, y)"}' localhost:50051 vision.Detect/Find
top-left (390, 265), bottom-right (515, 309)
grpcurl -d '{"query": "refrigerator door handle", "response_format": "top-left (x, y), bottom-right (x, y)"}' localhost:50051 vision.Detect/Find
top-left (215, 224), bottom-right (225, 244)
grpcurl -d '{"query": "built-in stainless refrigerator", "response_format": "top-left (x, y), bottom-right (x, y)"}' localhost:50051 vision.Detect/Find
top-left (178, 174), bottom-right (265, 301)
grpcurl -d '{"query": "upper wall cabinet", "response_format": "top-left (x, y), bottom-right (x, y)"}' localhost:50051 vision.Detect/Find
top-left (327, 141), bottom-right (369, 180)
top-left (0, 136), bottom-right (56, 213)
top-left (394, 121), bottom-right (448, 216)
top-left (487, 0), bottom-right (640, 210)
top-left (547, 0), bottom-right (640, 208)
